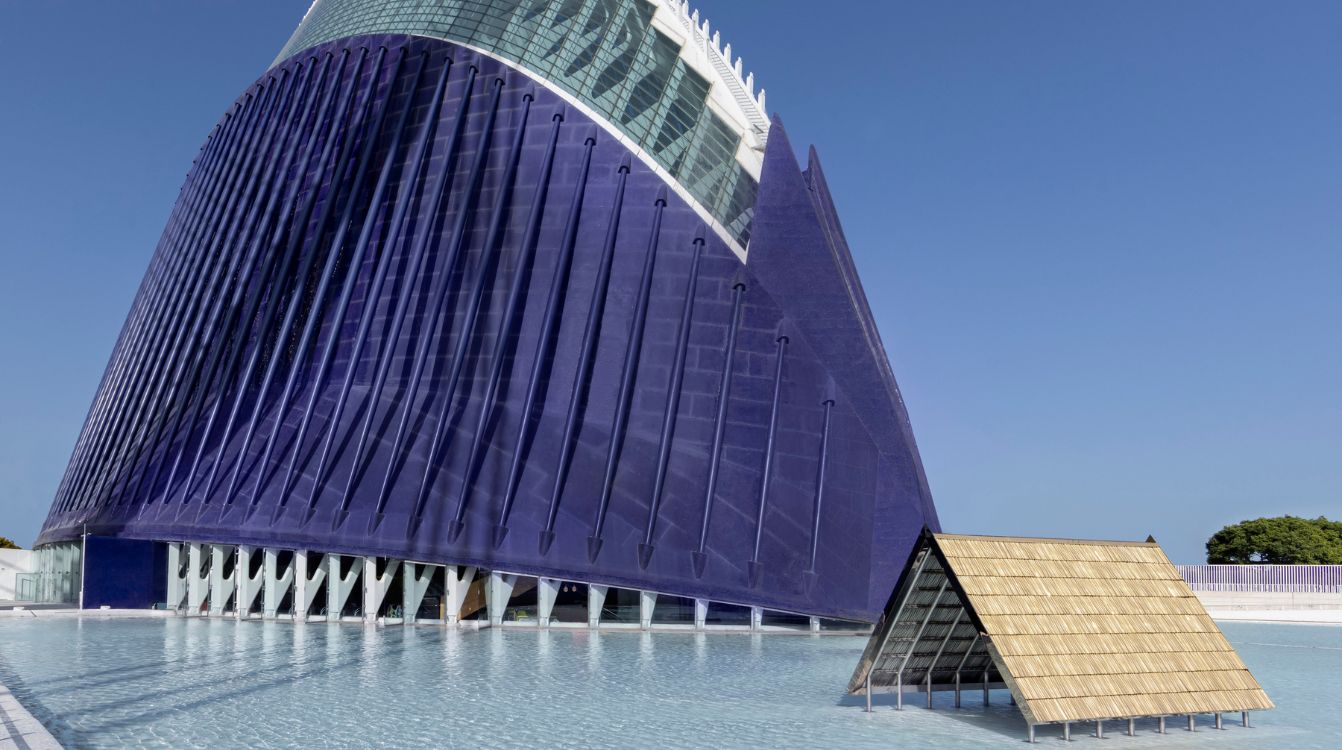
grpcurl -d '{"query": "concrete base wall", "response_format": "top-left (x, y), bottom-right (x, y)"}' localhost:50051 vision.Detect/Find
top-left (1196, 590), bottom-right (1342, 611)
top-left (0, 549), bottom-right (35, 601)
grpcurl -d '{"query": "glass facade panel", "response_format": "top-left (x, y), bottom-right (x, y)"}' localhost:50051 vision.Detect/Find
top-left (276, 0), bottom-right (757, 245)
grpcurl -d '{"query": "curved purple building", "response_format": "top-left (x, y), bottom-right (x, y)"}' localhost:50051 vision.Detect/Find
top-left (36, 0), bottom-right (937, 625)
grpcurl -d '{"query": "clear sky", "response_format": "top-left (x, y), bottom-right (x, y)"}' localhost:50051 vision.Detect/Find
top-left (1, 2), bottom-right (1337, 562)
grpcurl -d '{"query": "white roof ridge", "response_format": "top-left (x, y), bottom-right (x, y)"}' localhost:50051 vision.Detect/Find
top-left (661, 0), bottom-right (769, 141)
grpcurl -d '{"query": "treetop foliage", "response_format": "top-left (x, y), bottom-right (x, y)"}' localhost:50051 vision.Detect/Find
top-left (0, 536), bottom-right (20, 550)
top-left (1206, 516), bottom-right (1342, 564)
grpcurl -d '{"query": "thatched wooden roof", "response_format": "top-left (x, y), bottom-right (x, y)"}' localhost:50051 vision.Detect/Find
top-left (849, 532), bottom-right (1273, 726)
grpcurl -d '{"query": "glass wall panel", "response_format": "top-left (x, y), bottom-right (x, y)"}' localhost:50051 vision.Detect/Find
top-left (275, 0), bottom-right (759, 246)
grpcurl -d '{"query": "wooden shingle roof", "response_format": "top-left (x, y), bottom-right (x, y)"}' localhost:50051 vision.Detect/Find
top-left (849, 532), bottom-right (1273, 726)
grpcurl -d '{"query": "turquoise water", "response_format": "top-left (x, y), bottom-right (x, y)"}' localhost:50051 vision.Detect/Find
top-left (0, 618), bottom-right (1337, 749)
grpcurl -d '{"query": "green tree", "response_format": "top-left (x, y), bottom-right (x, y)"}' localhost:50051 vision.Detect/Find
top-left (0, 536), bottom-right (20, 550)
top-left (1206, 516), bottom-right (1342, 564)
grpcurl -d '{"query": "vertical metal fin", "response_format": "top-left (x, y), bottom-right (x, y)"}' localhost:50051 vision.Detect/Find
top-left (495, 130), bottom-right (598, 556)
top-left (692, 280), bottom-right (745, 578)
top-left (638, 235), bottom-right (704, 569)
top-left (589, 191), bottom-right (667, 562)
top-left (535, 158), bottom-right (632, 556)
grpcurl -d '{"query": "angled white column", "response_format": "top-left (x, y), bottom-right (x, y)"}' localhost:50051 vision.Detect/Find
top-left (295, 551), bottom-right (327, 620)
top-left (444, 565), bottom-right (476, 625)
top-left (750, 606), bottom-right (763, 631)
top-left (639, 591), bottom-right (658, 629)
top-left (694, 598), bottom-right (708, 630)
top-left (402, 562), bottom-right (436, 624)
top-left (362, 557), bottom-right (400, 623)
top-left (485, 572), bottom-right (518, 626)
top-left (186, 543), bottom-right (209, 614)
top-left (587, 585), bottom-right (608, 629)
top-left (537, 578), bottom-right (560, 627)
top-left (166, 543), bottom-right (188, 611)
top-left (235, 546), bottom-right (264, 618)
top-left (262, 549), bottom-right (294, 619)
top-left (208, 544), bottom-right (236, 615)
top-left (326, 554), bottom-right (362, 621)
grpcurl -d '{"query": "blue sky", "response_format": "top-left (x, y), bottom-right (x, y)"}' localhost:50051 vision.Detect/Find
top-left (1, 1), bottom-right (1337, 562)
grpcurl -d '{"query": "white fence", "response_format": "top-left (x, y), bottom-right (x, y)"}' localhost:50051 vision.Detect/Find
top-left (1177, 564), bottom-right (1342, 593)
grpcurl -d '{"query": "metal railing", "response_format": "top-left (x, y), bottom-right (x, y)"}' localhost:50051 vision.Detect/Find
top-left (1177, 564), bottom-right (1342, 593)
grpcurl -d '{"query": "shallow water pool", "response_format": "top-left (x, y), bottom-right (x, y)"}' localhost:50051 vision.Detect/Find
top-left (0, 617), bottom-right (1337, 749)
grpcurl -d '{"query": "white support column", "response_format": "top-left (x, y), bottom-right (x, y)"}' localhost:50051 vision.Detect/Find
top-left (262, 549), bottom-right (294, 619)
top-left (208, 544), bottom-right (236, 615)
top-left (362, 557), bottom-right (399, 624)
top-left (587, 584), bottom-right (608, 628)
top-left (444, 565), bottom-right (476, 625)
top-left (750, 606), bottom-right (763, 631)
top-left (326, 554), bottom-right (362, 621)
top-left (295, 551), bottom-right (326, 620)
top-left (537, 578), bottom-right (560, 627)
top-left (809, 616), bottom-right (821, 633)
top-left (639, 591), bottom-right (657, 629)
top-left (402, 562), bottom-right (436, 624)
top-left (235, 546), bottom-right (264, 618)
top-left (694, 598), bottom-right (709, 630)
top-left (186, 543), bottom-right (209, 615)
top-left (166, 543), bottom-right (187, 611)
top-left (485, 571), bottom-right (517, 626)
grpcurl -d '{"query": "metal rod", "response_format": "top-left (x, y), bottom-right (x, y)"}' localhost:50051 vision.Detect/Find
top-left (748, 334), bottom-right (788, 575)
top-left (638, 235), bottom-right (705, 566)
top-left (865, 672), bottom-right (872, 713)
top-left (224, 47), bottom-right (379, 511)
top-left (465, 110), bottom-right (565, 544)
top-left (151, 59), bottom-right (316, 514)
top-left (93, 69), bottom-right (289, 514)
top-left (213, 49), bottom-right (367, 511)
top-left (494, 133), bottom-right (597, 553)
top-left (1128, 717), bottom-right (1135, 736)
top-left (1158, 716), bottom-right (1166, 734)
top-left (169, 57), bottom-right (331, 511)
top-left (184, 54), bottom-right (342, 510)
top-left (983, 670), bottom-right (989, 705)
top-left (954, 672), bottom-right (961, 708)
top-left (534, 160), bottom-right (632, 549)
top-left (1215, 713), bottom-right (1223, 730)
top-left (1063, 722), bottom-right (1070, 741)
top-left (805, 397), bottom-right (835, 573)
top-left (78, 86), bottom-right (253, 512)
top-left (853, 551), bottom-right (930, 698)
top-left (897, 581), bottom-right (948, 674)
top-left (309, 53), bottom-right (455, 521)
top-left (366, 67), bottom-right (491, 525)
top-left (1188, 714), bottom-right (1195, 732)
top-left (277, 53), bottom-right (428, 513)
top-left (896, 670), bottom-right (902, 710)
top-left (246, 47), bottom-right (402, 517)
top-left (67, 87), bottom-right (259, 512)
top-left (692, 281), bottom-right (744, 575)
top-left (587, 191), bottom-right (669, 558)
top-left (1027, 724), bottom-right (1035, 744)
top-left (923, 608), bottom-right (965, 710)
top-left (402, 76), bottom-right (522, 533)
top-left (1242, 711), bottom-right (1250, 728)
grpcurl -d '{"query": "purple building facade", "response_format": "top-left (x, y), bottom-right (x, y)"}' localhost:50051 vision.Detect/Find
top-left (36, 1), bottom-right (937, 624)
